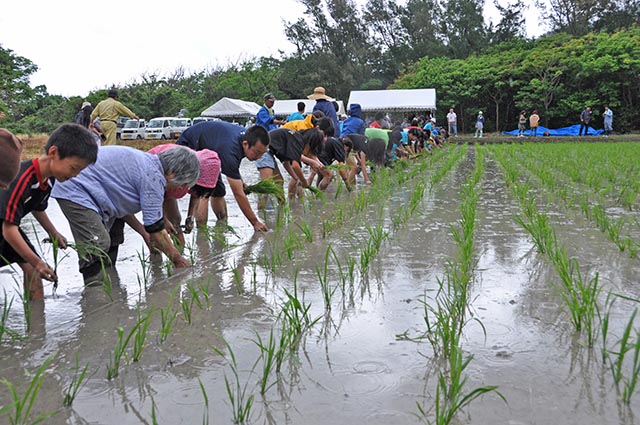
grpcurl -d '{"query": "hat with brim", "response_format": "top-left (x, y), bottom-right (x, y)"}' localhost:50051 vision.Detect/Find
top-left (307, 87), bottom-right (332, 100)
top-left (196, 149), bottom-right (221, 189)
top-left (81, 101), bottom-right (91, 109)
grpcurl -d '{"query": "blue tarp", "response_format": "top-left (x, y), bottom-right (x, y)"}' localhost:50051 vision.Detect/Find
top-left (503, 124), bottom-right (603, 137)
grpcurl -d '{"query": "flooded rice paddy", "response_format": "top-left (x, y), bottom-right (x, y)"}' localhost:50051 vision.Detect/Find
top-left (1, 142), bottom-right (640, 424)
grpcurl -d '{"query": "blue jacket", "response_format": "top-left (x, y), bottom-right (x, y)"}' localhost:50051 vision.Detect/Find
top-left (256, 105), bottom-right (277, 131)
top-left (313, 99), bottom-right (340, 136)
top-left (340, 103), bottom-right (365, 137)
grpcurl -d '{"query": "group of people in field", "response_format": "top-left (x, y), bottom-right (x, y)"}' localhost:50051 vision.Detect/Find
top-left (0, 86), bottom-right (446, 303)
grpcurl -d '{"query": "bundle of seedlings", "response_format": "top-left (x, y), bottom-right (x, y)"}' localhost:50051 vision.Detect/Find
top-left (244, 178), bottom-right (286, 204)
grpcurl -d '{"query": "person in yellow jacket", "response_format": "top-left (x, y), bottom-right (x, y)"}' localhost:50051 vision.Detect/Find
top-left (282, 111), bottom-right (324, 131)
top-left (91, 89), bottom-right (139, 145)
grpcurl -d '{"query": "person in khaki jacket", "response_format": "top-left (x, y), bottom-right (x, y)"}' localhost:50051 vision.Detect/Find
top-left (91, 89), bottom-right (138, 145)
top-left (529, 110), bottom-right (540, 137)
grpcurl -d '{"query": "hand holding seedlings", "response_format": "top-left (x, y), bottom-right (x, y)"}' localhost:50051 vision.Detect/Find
top-left (36, 260), bottom-right (57, 282)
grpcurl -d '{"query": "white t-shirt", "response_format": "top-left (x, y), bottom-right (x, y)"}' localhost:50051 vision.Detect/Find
top-left (447, 112), bottom-right (457, 123)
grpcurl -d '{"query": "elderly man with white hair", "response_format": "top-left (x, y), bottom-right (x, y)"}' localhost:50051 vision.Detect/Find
top-left (52, 145), bottom-right (200, 283)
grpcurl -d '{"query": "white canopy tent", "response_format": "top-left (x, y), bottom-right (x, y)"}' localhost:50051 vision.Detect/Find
top-left (347, 89), bottom-right (437, 112)
top-left (201, 97), bottom-right (261, 118)
top-left (273, 99), bottom-right (345, 117)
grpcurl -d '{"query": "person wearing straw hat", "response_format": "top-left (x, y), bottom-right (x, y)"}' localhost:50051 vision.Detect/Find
top-left (309, 87), bottom-right (340, 137)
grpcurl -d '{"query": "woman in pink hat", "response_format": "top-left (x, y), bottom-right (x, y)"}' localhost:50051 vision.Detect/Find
top-left (142, 144), bottom-right (221, 248)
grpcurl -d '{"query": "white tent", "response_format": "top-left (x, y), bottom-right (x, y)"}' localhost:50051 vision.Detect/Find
top-left (347, 89), bottom-right (437, 112)
top-left (273, 99), bottom-right (345, 117)
top-left (201, 97), bottom-right (261, 118)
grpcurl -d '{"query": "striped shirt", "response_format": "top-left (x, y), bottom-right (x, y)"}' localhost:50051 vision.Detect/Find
top-left (0, 158), bottom-right (51, 226)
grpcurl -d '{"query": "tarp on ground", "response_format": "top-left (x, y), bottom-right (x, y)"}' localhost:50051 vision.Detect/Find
top-left (347, 89), bottom-right (437, 112)
top-left (502, 124), bottom-right (603, 136)
top-left (201, 97), bottom-right (261, 118)
top-left (273, 99), bottom-right (345, 117)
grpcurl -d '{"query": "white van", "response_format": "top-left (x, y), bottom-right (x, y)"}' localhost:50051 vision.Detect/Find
top-left (145, 117), bottom-right (176, 140)
top-left (120, 119), bottom-right (146, 140)
top-left (169, 117), bottom-right (192, 139)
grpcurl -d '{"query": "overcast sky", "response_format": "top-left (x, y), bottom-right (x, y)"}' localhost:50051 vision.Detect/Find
top-left (1, 0), bottom-right (544, 98)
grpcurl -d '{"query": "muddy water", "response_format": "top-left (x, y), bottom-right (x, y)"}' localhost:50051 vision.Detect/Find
top-left (1, 147), bottom-right (640, 424)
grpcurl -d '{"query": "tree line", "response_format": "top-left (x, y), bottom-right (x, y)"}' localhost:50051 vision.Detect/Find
top-left (1, 0), bottom-right (638, 134)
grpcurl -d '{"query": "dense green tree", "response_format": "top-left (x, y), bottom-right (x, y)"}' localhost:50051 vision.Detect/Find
top-left (0, 45), bottom-right (38, 120)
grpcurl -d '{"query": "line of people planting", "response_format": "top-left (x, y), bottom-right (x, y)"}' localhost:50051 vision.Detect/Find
top-left (0, 87), bottom-right (447, 303)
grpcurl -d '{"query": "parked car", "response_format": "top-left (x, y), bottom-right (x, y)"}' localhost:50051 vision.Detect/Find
top-left (169, 117), bottom-right (192, 139)
top-left (120, 119), bottom-right (147, 140)
top-left (145, 117), bottom-right (176, 140)
top-left (115, 116), bottom-right (130, 139)
top-left (192, 117), bottom-right (219, 126)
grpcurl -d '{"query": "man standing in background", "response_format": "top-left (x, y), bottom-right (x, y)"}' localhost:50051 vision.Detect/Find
top-left (446, 108), bottom-right (457, 136)
top-left (91, 89), bottom-right (139, 145)
top-left (256, 93), bottom-right (285, 131)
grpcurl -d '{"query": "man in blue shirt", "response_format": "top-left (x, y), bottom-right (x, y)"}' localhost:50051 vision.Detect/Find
top-left (256, 93), bottom-right (285, 131)
top-left (177, 121), bottom-right (270, 232)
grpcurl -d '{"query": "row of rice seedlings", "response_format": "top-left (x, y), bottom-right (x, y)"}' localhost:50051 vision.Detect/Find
top-left (518, 143), bottom-right (640, 211)
top-left (490, 146), bottom-right (601, 346)
top-left (320, 149), bottom-right (443, 238)
top-left (1, 355), bottom-right (57, 425)
top-left (418, 145), bottom-right (503, 424)
top-left (507, 145), bottom-right (639, 258)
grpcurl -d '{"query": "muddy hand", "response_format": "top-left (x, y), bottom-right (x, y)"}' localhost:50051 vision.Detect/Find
top-left (37, 261), bottom-right (58, 282)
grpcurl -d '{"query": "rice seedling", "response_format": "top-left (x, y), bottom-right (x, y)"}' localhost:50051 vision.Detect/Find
top-left (622, 330), bottom-right (640, 404)
top-left (0, 289), bottom-right (21, 343)
top-left (63, 354), bottom-right (94, 407)
top-left (159, 292), bottom-right (178, 344)
top-left (417, 346), bottom-right (505, 425)
top-left (294, 220), bottom-right (313, 243)
top-left (211, 338), bottom-right (257, 424)
top-left (198, 378), bottom-right (210, 425)
top-left (305, 185), bottom-right (325, 200)
top-left (253, 328), bottom-right (279, 395)
top-left (278, 272), bottom-right (321, 355)
top-left (198, 278), bottom-right (212, 308)
top-left (135, 248), bottom-right (151, 290)
top-left (2, 355), bottom-right (58, 425)
top-left (180, 293), bottom-right (195, 325)
top-left (132, 308), bottom-right (153, 362)
top-left (231, 263), bottom-right (244, 294)
top-left (316, 246), bottom-right (338, 311)
top-left (107, 323), bottom-right (141, 380)
top-left (244, 177), bottom-right (286, 204)
top-left (551, 248), bottom-right (601, 345)
top-left (151, 399), bottom-right (158, 425)
top-left (186, 282), bottom-right (204, 310)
